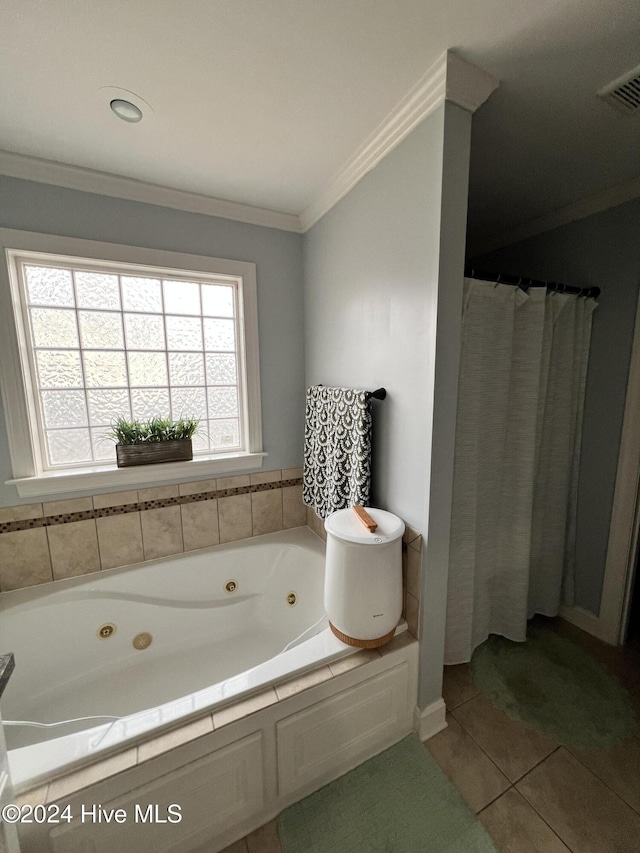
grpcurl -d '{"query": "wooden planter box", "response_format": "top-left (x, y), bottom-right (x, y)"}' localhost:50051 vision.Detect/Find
top-left (116, 439), bottom-right (193, 468)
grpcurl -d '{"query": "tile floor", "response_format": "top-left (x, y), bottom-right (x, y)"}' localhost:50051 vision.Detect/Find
top-left (220, 618), bottom-right (640, 853)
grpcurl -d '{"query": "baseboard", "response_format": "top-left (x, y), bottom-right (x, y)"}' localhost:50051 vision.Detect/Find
top-left (559, 605), bottom-right (616, 644)
top-left (414, 699), bottom-right (447, 741)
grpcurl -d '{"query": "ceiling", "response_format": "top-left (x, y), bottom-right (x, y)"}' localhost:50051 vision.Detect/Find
top-left (1, 1), bottom-right (639, 253)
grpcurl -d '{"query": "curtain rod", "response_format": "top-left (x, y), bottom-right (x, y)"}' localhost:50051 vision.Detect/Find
top-left (464, 266), bottom-right (600, 300)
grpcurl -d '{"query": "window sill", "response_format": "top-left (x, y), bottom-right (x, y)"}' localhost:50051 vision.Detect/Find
top-left (6, 452), bottom-right (267, 498)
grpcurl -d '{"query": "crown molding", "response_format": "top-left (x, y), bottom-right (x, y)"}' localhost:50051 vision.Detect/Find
top-left (445, 51), bottom-right (500, 113)
top-left (300, 51), bottom-right (498, 231)
top-left (299, 53), bottom-right (447, 231)
top-left (0, 51), bottom-right (498, 237)
top-left (0, 150), bottom-right (304, 233)
top-left (473, 173), bottom-right (640, 257)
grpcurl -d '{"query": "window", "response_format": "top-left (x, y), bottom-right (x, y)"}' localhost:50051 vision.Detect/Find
top-left (0, 231), bottom-right (263, 495)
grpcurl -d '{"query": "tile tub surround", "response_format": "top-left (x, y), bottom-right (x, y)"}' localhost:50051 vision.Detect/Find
top-left (306, 506), bottom-right (423, 639)
top-left (0, 470), bottom-right (306, 592)
top-left (13, 634), bottom-right (418, 853)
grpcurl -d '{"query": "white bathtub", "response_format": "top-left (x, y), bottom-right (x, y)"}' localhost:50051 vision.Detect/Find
top-left (0, 527), bottom-right (370, 790)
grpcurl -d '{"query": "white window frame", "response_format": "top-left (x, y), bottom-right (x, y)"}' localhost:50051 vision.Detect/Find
top-left (0, 229), bottom-right (265, 497)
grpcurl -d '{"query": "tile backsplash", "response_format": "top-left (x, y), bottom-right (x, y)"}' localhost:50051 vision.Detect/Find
top-left (0, 473), bottom-right (421, 646)
top-left (0, 469), bottom-right (305, 592)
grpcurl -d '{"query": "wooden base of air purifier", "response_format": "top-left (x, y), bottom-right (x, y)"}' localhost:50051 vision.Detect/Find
top-left (329, 621), bottom-right (396, 649)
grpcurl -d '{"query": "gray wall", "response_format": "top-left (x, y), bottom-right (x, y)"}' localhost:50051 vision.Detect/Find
top-left (304, 103), bottom-right (472, 707)
top-left (0, 176), bottom-right (305, 506)
top-left (473, 197), bottom-right (640, 614)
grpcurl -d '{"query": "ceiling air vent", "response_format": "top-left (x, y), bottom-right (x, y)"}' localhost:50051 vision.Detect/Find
top-left (598, 63), bottom-right (640, 115)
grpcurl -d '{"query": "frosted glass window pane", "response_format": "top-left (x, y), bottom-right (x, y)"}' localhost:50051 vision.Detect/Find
top-left (205, 353), bottom-right (237, 385)
top-left (209, 419), bottom-right (240, 449)
top-left (165, 316), bottom-right (202, 351)
top-left (75, 272), bottom-right (120, 310)
top-left (37, 351), bottom-right (83, 388)
top-left (131, 388), bottom-right (171, 420)
top-left (163, 280), bottom-right (200, 315)
top-left (25, 266), bottom-right (75, 307)
top-left (84, 351), bottom-right (127, 388)
top-left (168, 352), bottom-right (205, 386)
top-left (124, 313), bottom-right (165, 350)
top-left (204, 318), bottom-right (235, 351)
top-left (192, 429), bottom-right (209, 452)
top-left (91, 430), bottom-right (116, 462)
top-left (78, 311), bottom-right (124, 349)
top-left (208, 387), bottom-right (238, 419)
top-left (128, 352), bottom-right (168, 387)
top-left (202, 284), bottom-right (234, 317)
top-left (46, 429), bottom-right (91, 465)
top-left (121, 277), bottom-right (162, 313)
top-left (41, 390), bottom-right (88, 428)
top-left (30, 308), bottom-right (79, 348)
top-left (170, 387), bottom-right (207, 420)
top-left (87, 389), bottom-right (131, 426)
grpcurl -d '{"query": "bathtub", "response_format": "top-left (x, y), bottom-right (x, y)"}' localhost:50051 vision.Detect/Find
top-left (0, 527), bottom-right (378, 791)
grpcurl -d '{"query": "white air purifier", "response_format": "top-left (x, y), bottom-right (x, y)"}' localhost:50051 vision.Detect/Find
top-left (324, 506), bottom-right (405, 648)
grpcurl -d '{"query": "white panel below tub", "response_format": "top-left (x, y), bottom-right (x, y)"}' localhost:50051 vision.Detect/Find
top-left (276, 662), bottom-right (408, 796)
top-left (49, 732), bottom-right (263, 853)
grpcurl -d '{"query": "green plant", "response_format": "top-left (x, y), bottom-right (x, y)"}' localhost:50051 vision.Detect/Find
top-left (106, 416), bottom-right (200, 446)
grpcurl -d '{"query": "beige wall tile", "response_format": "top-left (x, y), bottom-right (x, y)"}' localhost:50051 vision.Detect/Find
top-left (426, 714), bottom-right (510, 813)
top-left (14, 784), bottom-right (49, 809)
top-left (141, 506), bottom-right (183, 560)
top-left (48, 520), bottom-right (100, 580)
top-left (138, 716), bottom-right (213, 764)
top-left (402, 523), bottom-right (422, 546)
top-left (0, 528), bottom-right (52, 591)
top-left (251, 489), bottom-right (283, 536)
top-left (405, 592), bottom-right (420, 638)
top-left (274, 666), bottom-right (333, 700)
top-left (282, 485), bottom-right (306, 529)
top-left (379, 631), bottom-right (416, 656)
top-left (43, 497), bottom-right (93, 516)
top-left (181, 500), bottom-right (220, 551)
top-left (97, 512), bottom-right (144, 570)
top-left (452, 693), bottom-right (557, 782)
top-left (406, 545), bottom-right (421, 600)
top-left (246, 820), bottom-right (282, 853)
top-left (217, 475), bottom-right (250, 491)
top-left (282, 467), bottom-right (303, 480)
top-left (47, 748), bottom-right (137, 803)
top-left (306, 506), bottom-right (327, 541)
top-left (0, 503), bottom-right (43, 524)
top-left (179, 479), bottom-right (217, 496)
top-left (516, 748), bottom-right (640, 853)
top-left (329, 648), bottom-right (380, 676)
top-left (479, 788), bottom-right (571, 852)
top-left (213, 689), bottom-right (278, 729)
top-left (138, 484), bottom-right (179, 502)
top-left (218, 494), bottom-right (252, 543)
top-left (93, 490), bottom-right (138, 509)
top-left (250, 470), bottom-right (282, 485)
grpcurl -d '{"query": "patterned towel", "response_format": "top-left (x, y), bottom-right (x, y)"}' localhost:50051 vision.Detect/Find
top-left (303, 385), bottom-right (372, 518)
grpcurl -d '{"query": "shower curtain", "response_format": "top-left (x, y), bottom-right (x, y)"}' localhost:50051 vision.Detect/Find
top-left (444, 278), bottom-right (597, 664)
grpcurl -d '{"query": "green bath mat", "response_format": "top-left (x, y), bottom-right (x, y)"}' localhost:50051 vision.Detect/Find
top-left (470, 627), bottom-right (637, 748)
top-left (278, 735), bottom-right (496, 853)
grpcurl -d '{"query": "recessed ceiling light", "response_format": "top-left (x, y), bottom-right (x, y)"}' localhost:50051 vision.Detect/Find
top-left (110, 98), bottom-right (143, 123)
